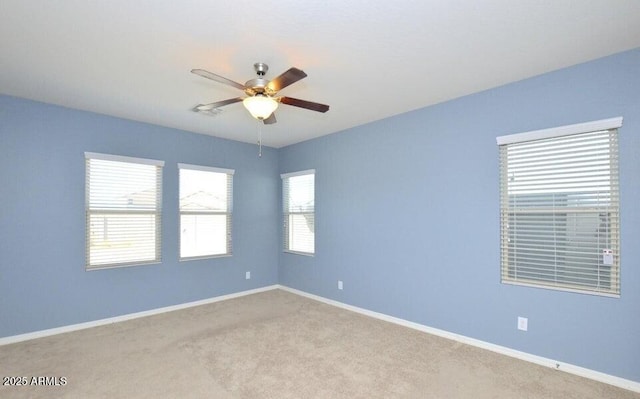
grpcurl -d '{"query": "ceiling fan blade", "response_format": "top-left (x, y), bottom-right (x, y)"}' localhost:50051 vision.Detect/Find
top-left (279, 96), bottom-right (330, 113)
top-left (266, 68), bottom-right (307, 92)
top-left (191, 69), bottom-right (245, 91)
top-left (193, 97), bottom-right (243, 112)
top-left (263, 113), bottom-right (277, 125)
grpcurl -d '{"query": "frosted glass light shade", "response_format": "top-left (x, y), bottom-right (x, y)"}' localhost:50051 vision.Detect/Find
top-left (243, 95), bottom-right (278, 120)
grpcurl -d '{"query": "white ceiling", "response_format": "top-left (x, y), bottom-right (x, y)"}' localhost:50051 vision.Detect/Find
top-left (1, 1), bottom-right (640, 148)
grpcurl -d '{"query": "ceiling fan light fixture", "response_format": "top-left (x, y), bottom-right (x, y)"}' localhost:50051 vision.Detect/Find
top-left (243, 94), bottom-right (278, 120)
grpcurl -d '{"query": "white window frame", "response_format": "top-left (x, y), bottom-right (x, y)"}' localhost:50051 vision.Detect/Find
top-left (178, 163), bottom-right (234, 261)
top-left (282, 169), bottom-right (315, 256)
top-left (497, 117), bottom-right (622, 297)
top-left (85, 152), bottom-right (164, 270)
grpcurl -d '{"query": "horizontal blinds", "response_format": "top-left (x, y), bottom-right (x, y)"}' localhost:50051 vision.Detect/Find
top-left (86, 154), bottom-right (163, 269)
top-left (499, 128), bottom-right (620, 296)
top-left (283, 171), bottom-right (315, 254)
top-left (179, 165), bottom-right (233, 259)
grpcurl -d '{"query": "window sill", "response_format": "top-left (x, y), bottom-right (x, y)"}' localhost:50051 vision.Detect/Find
top-left (86, 260), bottom-right (161, 271)
top-left (180, 254), bottom-right (232, 262)
top-left (284, 250), bottom-right (314, 257)
top-left (502, 279), bottom-right (620, 298)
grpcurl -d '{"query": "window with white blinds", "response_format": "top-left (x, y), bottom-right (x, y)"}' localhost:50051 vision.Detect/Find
top-left (85, 152), bottom-right (164, 270)
top-left (282, 170), bottom-right (315, 255)
top-left (497, 118), bottom-right (621, 296)
top-left (178, 164), bottom-right (233, 260)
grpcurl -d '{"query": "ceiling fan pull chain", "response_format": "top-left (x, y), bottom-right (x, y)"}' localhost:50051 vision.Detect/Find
top-left (258, 123), bottom-right (263, 158)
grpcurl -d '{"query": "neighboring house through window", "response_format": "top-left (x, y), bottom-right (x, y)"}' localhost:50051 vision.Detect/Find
top-left (179, 164), bottom-right (234, 259)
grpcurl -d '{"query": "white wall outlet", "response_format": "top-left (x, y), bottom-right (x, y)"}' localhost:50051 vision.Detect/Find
top-left (245, 271), bottom-right (251, 280)
top-left (338, 280), bottom-right (343, 290)
top-left (517, 316), bottom-right (528, 331)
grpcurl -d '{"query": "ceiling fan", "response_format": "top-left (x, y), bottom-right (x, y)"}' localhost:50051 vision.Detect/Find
top-left (191, 62), bottom-right (329, 124)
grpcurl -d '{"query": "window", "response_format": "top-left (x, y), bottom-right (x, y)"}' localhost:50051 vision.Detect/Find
top-left (497, 117), bottom-right (621, 296)
top-left (282, 170), bottom-right (315, 255)
top-left (85, 152), bottom-right (163, 270)
top-left (179, 164), bottom-right (233, 259)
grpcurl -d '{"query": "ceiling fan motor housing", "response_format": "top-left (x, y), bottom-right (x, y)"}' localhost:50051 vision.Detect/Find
top-left (245, 63), bottom-right (276, 96)
top-left (244, 78), bottom-right (271, 96)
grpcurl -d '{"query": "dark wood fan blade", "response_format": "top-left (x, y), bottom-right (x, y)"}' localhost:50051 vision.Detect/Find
top-left (266, 68), bottom-right (307, 92)
top-left (263, 113), bottom-right (277, 125)
top-left (279, 96), bottom-right (330, 113)
top-left (193, 97), bottom-right (243, 112)
top-left (191, 69), bottom-right (245, 91)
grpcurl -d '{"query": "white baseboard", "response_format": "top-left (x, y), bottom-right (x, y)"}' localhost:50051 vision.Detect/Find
top-left (278, 285), bottom-right (640, 394)
top-left (0, 285), bottom-right (279, 346)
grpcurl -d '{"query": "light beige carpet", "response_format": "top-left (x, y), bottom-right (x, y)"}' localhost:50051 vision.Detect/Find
top-left (1, 289), bottom-right (638, 398)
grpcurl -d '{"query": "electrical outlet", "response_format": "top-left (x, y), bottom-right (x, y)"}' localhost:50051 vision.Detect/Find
top-left (517, 316), bottom-right (528, 331)
top-left (245, 271), bottom-right (250, 280)
top-left (338, 280), bottom-right (343, 290)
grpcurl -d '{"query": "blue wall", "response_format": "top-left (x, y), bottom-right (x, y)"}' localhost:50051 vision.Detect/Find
top-left (0, 96), bottom-right (280, 337)
top-left (279, 49), bottom-right (640, 382)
